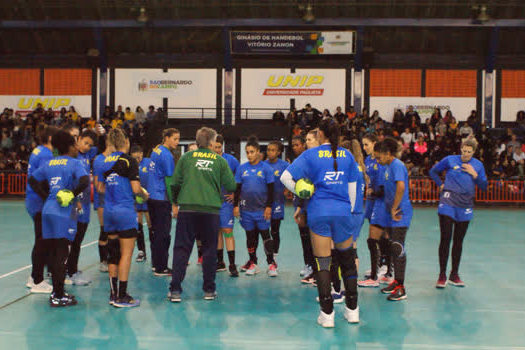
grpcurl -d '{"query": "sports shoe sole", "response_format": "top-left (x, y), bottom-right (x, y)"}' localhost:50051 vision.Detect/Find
top-left (358, 281), bottom-right (380, 288)
top-left (448, 281), bottom-right (465, 287)
top-left (153, 272), bottom-right (171, 277)
top-left (216, 268), bottom-right (227, 272)
top-left (113, 302), bottom-right (140, 308)
top-left (387, 295), bottom-right (407, 301)
top-left (435, 282), bottom-right (447, 289)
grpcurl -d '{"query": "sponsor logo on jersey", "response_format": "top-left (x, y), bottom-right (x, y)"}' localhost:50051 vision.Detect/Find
top-left (324, 171), bottom-right (344, 182)
top-left (318, 150), bottom-right (347, 158)
top-left (49, 159), bottom-right (68, 166)
top-left (50, 176), bottom-right (61, 186)
top-left (195, 159), bottom-right (214, 171)
top-left (274, 170), bottom-right (280, 177)
top-left (257, 170), bottom-right (263, 178)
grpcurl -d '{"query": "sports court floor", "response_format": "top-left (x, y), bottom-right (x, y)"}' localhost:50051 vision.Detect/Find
top-left (0, 200), bottom-right (524, 350)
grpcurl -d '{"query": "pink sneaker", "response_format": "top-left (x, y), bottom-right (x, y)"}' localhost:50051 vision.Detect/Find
top-left (358, 278), bottom-right (380, 288)
top-left (379, 274), bottom-right (394, 285)
top-left (448, 274), bottom-right (465, 287)
top-left (267, 263), bottom-right (278, 277)
top-left (436, 273), bottom-right (447, 288)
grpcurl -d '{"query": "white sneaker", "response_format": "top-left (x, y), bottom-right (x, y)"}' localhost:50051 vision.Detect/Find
top-left (64, 275), bottom-right (73, 285)
top-left (245, 263), bottom-right (260, 276)
top-left (267, 263), bottom-right (278, 277)
top-left (30, 280), bottom-right (53, 294)
top-left (378, 265), bottom-right (388, 276)
top-left (69, 272), bottom-right (91, 286)
top-left (99, 262), bottom-right (108, 272)
top-left (317, 310), bottom-right (335, 328)
top-left (26, 276), bottom-right (35, 288)
top-left (300, 264), bottom-right (312, 277)
top-left (344, 306), bottom-right (359, 324)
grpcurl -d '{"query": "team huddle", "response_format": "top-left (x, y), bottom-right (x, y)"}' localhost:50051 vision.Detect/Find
top-left (24, 119), bottom-right (486, 328)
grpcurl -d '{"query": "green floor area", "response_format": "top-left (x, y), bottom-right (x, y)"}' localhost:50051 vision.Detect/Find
top-left (0, 200), bottom-right (524, 349)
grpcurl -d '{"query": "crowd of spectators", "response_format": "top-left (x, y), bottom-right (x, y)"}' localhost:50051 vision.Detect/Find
top-left (286, 103), bottom-right (525, 179)
top-left (0, 104), bottom-right (164, 172)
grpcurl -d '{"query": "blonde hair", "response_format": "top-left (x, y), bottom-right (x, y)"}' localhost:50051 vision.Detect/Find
top-left (461, 136), bottom-right (478, 151)
top-left (108, 128), bottom-right (127, 150)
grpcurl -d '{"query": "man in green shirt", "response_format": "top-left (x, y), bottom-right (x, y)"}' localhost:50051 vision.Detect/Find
top-left (168, 127), bottom-right (236, 302)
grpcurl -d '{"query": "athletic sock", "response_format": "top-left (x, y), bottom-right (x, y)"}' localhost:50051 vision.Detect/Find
top-left (217, 249), bottom-right (224, 264)
top-left (227, 250), bottom-right (235, 265)
top-left (98, 245), bottom-right (108, 263)
top-left (197, 245), bottom-right (203, 259)
top-left (110, 277), bottom-right (118, 295)
top-left (118, 280), bottom-right (128, 298)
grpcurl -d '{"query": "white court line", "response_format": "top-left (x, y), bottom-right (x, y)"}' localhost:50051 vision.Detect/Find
top-left (0, 240), bottom-right (98, 280)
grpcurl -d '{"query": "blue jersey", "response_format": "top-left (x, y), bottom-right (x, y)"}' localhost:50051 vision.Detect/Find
top-left (26, 146), bottom-right (54, 216)
top-left (221, 153), bottom-right (240, 198)
top-left (76, 148), bottom-right (96, 222)
top-left (93, 153), bottom-right (105, 205)
top-left (429, 155), bottom-right (487, 208)
top-left (32, 156), bottom-right (88, 237)
top-left (147, 145), bottom-right (175, 201)
top-left (365, 155), bottom-right (385, 193)
top-left (99, 152), bottom-right (139, 211)
top-left (235, 161), bottom-right (274, 212)
top-left (384, 158), bottom-right (412, 227)
top-left (286, 144), bottom-right (359, 219)
top-left (265, 159), bottom-right (289, 205)
top-left (139, 157), bottom-right (151, 188)
top-left (353, 164), bottom-right (365, 214)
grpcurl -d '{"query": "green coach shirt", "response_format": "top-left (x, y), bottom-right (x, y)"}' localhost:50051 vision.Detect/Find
top-left (171, 147), bottom-right (236, 214)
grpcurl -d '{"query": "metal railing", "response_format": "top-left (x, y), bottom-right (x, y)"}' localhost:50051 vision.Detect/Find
top-left (166, 107), bottom-right (288, 120)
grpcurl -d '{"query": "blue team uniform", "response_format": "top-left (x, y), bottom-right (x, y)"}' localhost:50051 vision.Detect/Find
top-left (147, 145), bottom-right (174, 201)
top-left (285, 144), bottom-right (360, 243)
top-left (383, 158), bottom-right (413, 228)
top-left (370, 160), bottom-right (389, 228)
top-left (25, 146), bottom-right (54, 217)
top-left (264, 158), bottom-right (289, 220)
top-left (136, 157), bottom-right (151, 212)
top-left (99, 152), bottom-right (139, 233)
top-left (76, 147), bottom-right (97, 223)
top-left (235, 161), bottom-right (274, 231)
top-left (92, 153), bottom-right (106, 210)
top-left (32, 156), bottom-right (88, 240)
top-left (430, 155), bottom-right (487, 222)
top-left (364, 155), bottom-right (382, 220)
top-left (219, 153), bottom-right (239, 229)
top-left (351, 164), bottom-right (366, 240)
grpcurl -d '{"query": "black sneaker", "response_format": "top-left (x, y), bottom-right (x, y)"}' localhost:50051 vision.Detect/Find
top-left (113, 294), bottom-right (140, 308)
top-left (49, 293), bottom-right (77, 307)
top-left (204, 291), bottom-right (217, 300)
top-left (135, 251), bottom-right (146, 262)
top-left (168, 291), bottom-right (182, 303)
top-left (229, 264), bottom-right (239, 277)
top-left (381, 280), bottom-right (400, 294)
top-left (387, 285), bottom-right (407, 301)
top-left (154, 268), bottom-right (172, 276)
top-left (240, 260), bottom-right (252, 272)
top-left (109, 292), bottom-right (116, 305)
top-left (217, 261), bottom-right (227, 272)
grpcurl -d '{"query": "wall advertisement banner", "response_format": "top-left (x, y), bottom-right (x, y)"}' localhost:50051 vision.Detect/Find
top-left (241, 68), bottom-right (346, 119)
top-left (501, 98), bottom-right (525, 122)
top-left (115, 69), bottom-right (217, 118)
top-left (0, 95), bottom-right (91, 117)
top-left (370, 97), bottom-right (477, 122)
top-left (231, 31), bottom-right (354, 55)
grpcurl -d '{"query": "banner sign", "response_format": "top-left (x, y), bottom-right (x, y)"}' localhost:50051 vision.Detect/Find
top-left (231, 31), bottom-right (354, 55)
top-left (0, 95), bottom-right (91, 117)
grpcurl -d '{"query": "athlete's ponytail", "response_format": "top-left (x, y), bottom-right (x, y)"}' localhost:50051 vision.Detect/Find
top-left (319, 119), bottom-right (340, 171)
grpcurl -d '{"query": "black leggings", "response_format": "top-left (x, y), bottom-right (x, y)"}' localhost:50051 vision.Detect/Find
top-left (270, 219), bottom-right (281, 254)
top-left (438, 215), bottom-right (469, 275)
top-left (31, 212), bottom-right (48, 284)
top-left (67, 222), bottom-right (88, 276)
top-left (298, 225), bottom-right (314, 267)
top-left (47, 238), bottom-right (70, 298)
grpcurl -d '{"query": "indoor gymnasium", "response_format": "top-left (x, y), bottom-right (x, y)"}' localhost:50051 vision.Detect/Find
top-left (0, 1), bottom-right (524, 349)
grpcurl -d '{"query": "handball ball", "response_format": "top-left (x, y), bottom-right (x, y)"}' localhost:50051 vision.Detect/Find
top-left (136, 187), bottom-right (149, 204)
top-left (56, 189), bottom-right (75, 207)
top-left (295, 178), bottom-right (315, 199)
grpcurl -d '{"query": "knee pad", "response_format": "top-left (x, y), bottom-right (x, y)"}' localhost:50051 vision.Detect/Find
top-left (222, 230), bottom-right (234, 238)
top-left (314, 256), bottom-right (332, 272)
top-left (337, 248), bottom-right (357, 280)
top-left (391, 240), bottom-right (405, 258)
top-left (99, 230), bottom-right (108, 242)
top-left (107, 238), bottom-right (120, 265)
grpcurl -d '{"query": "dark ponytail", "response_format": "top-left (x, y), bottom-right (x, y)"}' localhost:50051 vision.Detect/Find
top-left (246, 135), bottom-right (260, 151)
top-left (319, 119), bottom-right (341, 171)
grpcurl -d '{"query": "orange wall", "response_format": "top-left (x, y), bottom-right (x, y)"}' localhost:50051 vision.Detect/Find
top-left (502, 70), bottom-right (525, 98)
top-left (426, 70), bottom-right (476, 97)
top-left (44, 69), bottom-right (92, 95)
top-left (370, 69), bottom-right (421, 97)
top-left (0, 69), bottom-right (40, 95)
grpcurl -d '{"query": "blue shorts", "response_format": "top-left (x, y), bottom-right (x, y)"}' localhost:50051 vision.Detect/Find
top-left (136, 201), bottom-right (148, 212)
top-left (271, 202), bottom-right (285, 220)
top-left (351, 213), bottom-right (365, 240)
top-left (78, 201), bottom-right (91, 223)
top-left (93, 192), bottom-right (105, 210)
top-left (370, 200), bottom-right (389, 228)
top-left (364, 199), bottom-right (374, 221)
top-left (220, 202), bottom-right (235, 229)
top-left (104, 207), bottom-right (138, 233)
top-left (41, 201), bottom-right (78, 241)
top-left (25, 194), bottom-right (44, 218)
top-left (307, 215), bottom-right (355, 244)
top-left (240, 210), bottom-right (270, 231)
top-left (438, 203), bottom-right (473, 222)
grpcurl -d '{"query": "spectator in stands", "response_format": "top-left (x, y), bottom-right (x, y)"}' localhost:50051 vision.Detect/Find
top-left (513, 146), bottom-right (525, 177)
top-left (111, 115), bottom-right (123, 129)
top-left (430, 108), bottom-right (442, 127)
top-left (66, 106), bottom-right (80, 124)
top-left (414, 135), bottom-right (428, 158)
top-left (124, 107), bottom-right (135, 123)
top-left (459, 122), bottom-right (473, 138)
top-left (299, 104), bottom-right (321, 130)
top-left (369, 110), bottom-right (381, 126)
top-left (466, 110), bottom-right (479, 132)
top-left (443, 110), bottom-right (453, 124)
top-left (500, 145), bottom-right (514, 164)
top-left (272, 110), bottom-right (285, 123)
top-left (405, 105), bottom-right (421, 126)
top-left (321, 109), bottom-right (332, 121)
top-left (33, 103), bottom-right (44, 115)
top-left (436, 118), bottom-right (448, 137)
top-left (287, 108), bottom-right (298, 126)
top-left (102, 106), bottom-right (114, 120)
top-left (346, 106), bottom-right (356, 121)
top-left (147, 105), bottom-right (156, 120)
top-left (507, 133), bottom-right (521, 151)
top-left (115, 105), bottom-right (124, 120)
top-left (1, 129), bottom-right (13, 151)
top-left (400, 127), bottom-right (413, 146)
top-left (333, 106), bottom-right (345, 125)
top-left (135, 106), bottom-right (146, 124)
top-left (392, 109), bottom-right (405, 132)
top-left (516, 110), bottom-right (525, 129)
